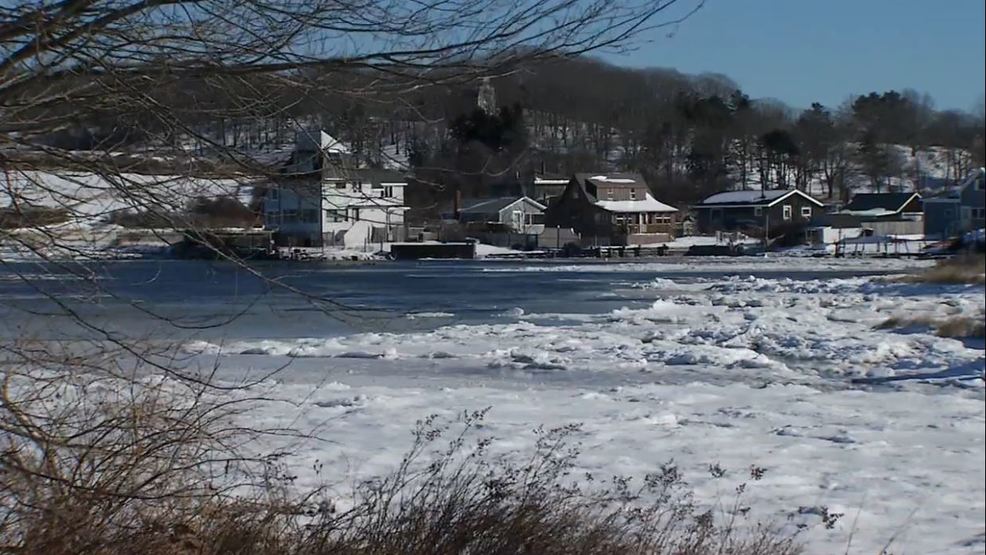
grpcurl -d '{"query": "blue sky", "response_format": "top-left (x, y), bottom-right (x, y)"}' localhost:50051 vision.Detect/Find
top-left (601, 0), bottom-right (985, 112)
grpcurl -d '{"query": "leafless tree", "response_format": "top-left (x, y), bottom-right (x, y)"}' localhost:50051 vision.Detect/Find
top-left (1, 1), bottom-right (707, 550)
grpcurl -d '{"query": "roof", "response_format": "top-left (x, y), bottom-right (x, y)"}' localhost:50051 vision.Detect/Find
top-left (960, 167), bottom-right (985, 190)
top-left (574, 172), bottom-right (646, 189)
top-left (923, 194), bottom-right (961, 203)
top-left (459, 196), bottom-right (545, 215)
top-left (324, 167), bottom-right (408, 185)
top-left (320, 131), bottom-right (350, 154)
top-left (293, 130), bottom-right (351, 155)
top-left (533, 173), bottom-right (570, 186)
top-left (595, 193), bottom-right (677, 213)
top-left (843, 192), bottom-right (920, 213)
top-left (697, 189), bottom-right (825, 208)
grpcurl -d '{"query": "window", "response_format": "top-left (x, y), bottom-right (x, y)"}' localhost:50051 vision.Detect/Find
top-left (782, 205), bottom-right (792, 220)
top-left (629, 188), bottom-right (636, 200)
top-left (754, 206), bottom-right (763, 217)
top-left (382, 186), bottom-right (394, 198)
top-left (606, 189), bottom-right (613, 200)
top-left (326, 209), bottom-right (347, 222)
top-left (349, 208), bottom-right (361, 221)
top-left (801, 206), bottom-right (813, 218)
top-left (270, 188), bottom-right (279, 200)
top-left (352, 181), bottom-right (363, 192)
top-left (974, 208), bottom-right (986, 220)
top-left (334, 182), bottom-right (346, 189)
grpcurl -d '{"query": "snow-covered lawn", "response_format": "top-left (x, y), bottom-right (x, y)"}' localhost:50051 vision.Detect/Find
top-left (184, 264), bottom-right (984, 555)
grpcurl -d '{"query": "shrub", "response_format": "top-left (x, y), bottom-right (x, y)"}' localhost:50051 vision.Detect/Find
top-left (1, 369), bottom-right (804, 555)
top-left (877, 313), bottom-right (986, 338)
top-left (0, 206), bottom-right (71, 229)
top-left (898, 255), bottom-right (986, 285)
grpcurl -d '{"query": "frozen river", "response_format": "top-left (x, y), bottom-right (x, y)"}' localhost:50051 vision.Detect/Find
top-left (2, 256), bottom-right (983, 553)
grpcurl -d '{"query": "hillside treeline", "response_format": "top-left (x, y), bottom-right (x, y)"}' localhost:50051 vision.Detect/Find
top-left (25, 57), bottom-right (986, 206)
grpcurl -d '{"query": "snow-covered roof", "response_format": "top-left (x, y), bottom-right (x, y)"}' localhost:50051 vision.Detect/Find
top-left (320, 131), bottom-right (350, 154)
top-left (843, 192), bottom-right (920, 213)
top-left (699, 190), bottom-right (790, 205)
top-left (589, 175), bottom-right (634, 184)
top-left (839, 208), bottom-right (899, 217)
top-left (595, 193), bottom-right (677, 213)
top-left (923, 194), bottom-right (961, 203)
top-left (460, 196), bottom-right (545, 215)
top-left (698, 189), bottom-right (824, 208)
top-left (574, 172), bottom-right (645, 189)
top-left (961, 167), bottom-right (985, 186)
top-left (323, 167), bottom-right (408, 185)
top-left (533, 175), bottom-right (570, 186)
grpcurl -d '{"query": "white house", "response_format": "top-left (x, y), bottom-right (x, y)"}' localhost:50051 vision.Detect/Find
top-left (263, 131), bottom-right (409, 247)
top-left (321, 167), bottom-right (409, 246)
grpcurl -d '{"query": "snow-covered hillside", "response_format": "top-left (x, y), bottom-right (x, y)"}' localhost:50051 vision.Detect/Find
top-left (1, 170), bottom-right (256, 226)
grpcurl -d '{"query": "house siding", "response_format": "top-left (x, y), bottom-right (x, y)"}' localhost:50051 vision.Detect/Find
top-left (544, 179), bottom-right (675, 246)
top-left (263, 179), bottom-right (323, 247)
top-left (695, 193), bottom-right (818, 237)
top-left (496, 199), bottom-right (545, 234)
top-left (900, 196), bottom-right (923, 215)
top-left (923, 199), bottom-right (961, 239)
top-left (960, 173), bottom-right (985, 231)
top-left (544, 182), bottom-right (614, 244)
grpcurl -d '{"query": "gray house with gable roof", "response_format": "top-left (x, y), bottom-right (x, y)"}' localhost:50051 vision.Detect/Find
top-left (693, 189), bottom-right (824, 237)
top-left (925, 168), bottom-right (986, 239)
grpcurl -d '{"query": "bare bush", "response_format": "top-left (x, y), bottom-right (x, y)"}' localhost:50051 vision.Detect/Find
top-left (0, 394), bottom-right (803, 554)
top-left (282, 413), bottom-right (801, 555)
top-left (897, 255), bottom-right (986, 285)
top-left (877, 313), bottom-right (986, 338)
top-left (0, 347), bottom-right (270, 553)
top-left (0, 2), bottom-right (815, 554)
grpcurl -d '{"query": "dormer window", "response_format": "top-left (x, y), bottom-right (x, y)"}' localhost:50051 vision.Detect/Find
top-left (629, 188), bottom-right (636, 200)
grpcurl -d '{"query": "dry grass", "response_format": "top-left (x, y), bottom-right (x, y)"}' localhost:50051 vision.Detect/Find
top-left (1, 380), bottom-right (806, 555)
top-left (935, 316), bottom-right (986, 339)
top-left (877, 313), bottom-right (986, 338)
top-left (898, 255), bottom-right (986, 285)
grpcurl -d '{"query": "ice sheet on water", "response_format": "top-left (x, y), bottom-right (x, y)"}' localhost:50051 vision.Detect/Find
top-left (184, 272), bottom-right (983, 388)
top-left (73, 268), bottom-right (986, 554)
top-left (480, 257), bottom-right (933, 274)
